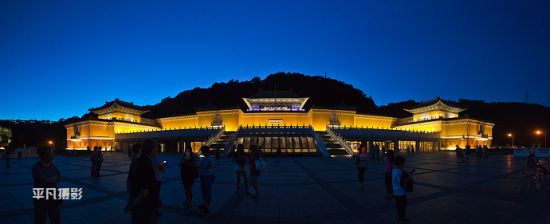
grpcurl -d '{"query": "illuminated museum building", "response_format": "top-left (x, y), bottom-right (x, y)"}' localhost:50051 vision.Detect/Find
top-left (65, 91), bottom-right (494, 156)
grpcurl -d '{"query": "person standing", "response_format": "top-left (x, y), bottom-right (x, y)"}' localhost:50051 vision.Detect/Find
top-left (4, 147), bottom-right (10, 168)
top-left (215, 148), bottom-right (221, 165)
top-left (33, 147), bottom-right (62, 224)
top-left (384, 150), bottom-right (395, 200)
top-left (406, 145), bottom-right (411, 158)
top-left (127, 144), bottom-right (141, 208)
top-left (151, 145), bottom-right (167, 217)
top-left (17, 147), bottom-right (22, 159)
top-left (179, 147), bottom-right (197, 208)
top-left (276, 147), bottom-right (282, 164)
top-left (249, 145), bottom-right (264, 199)
top-left (198, 146), bottom-right (214, 214)
top-left (232, 144), bottom-right (250, 196)
top-left (124, 140), bottom-right (157, 224)
top-left (355, 144), bottom-right (368, 187)
top-left (392, 156), bottom-right (414, 224)
top-left (95, 146), bottom-right (104, 176)
top-left (90, 146), bottom-right (97, 176)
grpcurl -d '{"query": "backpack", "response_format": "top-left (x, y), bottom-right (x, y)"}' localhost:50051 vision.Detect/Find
top-left (400, 170), bottom-right (414, 192)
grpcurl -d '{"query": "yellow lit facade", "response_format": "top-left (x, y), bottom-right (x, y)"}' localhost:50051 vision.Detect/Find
top-left (65, 96), bottom-right (494, 151)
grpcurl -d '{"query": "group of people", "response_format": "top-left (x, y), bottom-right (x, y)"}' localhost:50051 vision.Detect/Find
top-left (456, 145), bottom-right (489, 162)
top-left (355, 144), bottom-right (415, 224)
top-left (88, 146), bottom-right (104, 176)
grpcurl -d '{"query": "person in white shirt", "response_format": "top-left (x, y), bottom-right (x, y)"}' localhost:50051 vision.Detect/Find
top-left (392, 155), bottom-right (412, 224)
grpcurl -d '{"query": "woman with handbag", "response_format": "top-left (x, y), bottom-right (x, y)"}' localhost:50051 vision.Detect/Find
top-left (179, 147), bottom-right (198, 208)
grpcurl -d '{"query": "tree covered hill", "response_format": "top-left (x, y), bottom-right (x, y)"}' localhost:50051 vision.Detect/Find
top-left (2, 72), bottom-right (549, 148)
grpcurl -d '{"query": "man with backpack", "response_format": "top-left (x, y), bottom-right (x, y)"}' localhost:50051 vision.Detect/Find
top-left (392, 155), bottom-right (415, 224)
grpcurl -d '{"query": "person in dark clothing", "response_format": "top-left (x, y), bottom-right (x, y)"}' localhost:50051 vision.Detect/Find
top-left (384, 150), bottom-right (395, 199)
top-left (232, 144), bottom-right (250, 196)
top-left (91, 146), bottom-right (97, 176)
top-left (215, 148), bottom-right (221, 165)
top-left (33, 147), bottom-right (62, 224)
top-left (249, 145), bottom-right (264, 199)
top-left (127, 144), bottom-right (141, 202)
top-left (179, 147), bottom-right (197, 208)
top-left (4, 147), bottom-right (10, 168)
top-left (95, 146), bottom-right (104, 176)
top-left (125, 140), bottom-right (157, 224)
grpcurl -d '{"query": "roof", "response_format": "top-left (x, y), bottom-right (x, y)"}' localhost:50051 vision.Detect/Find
top-left (404, 97), bottom-right (465, 114)
top-left (89, 99), bottom-right (149, 115)
top-left (246, 90), bottom-right (305, 99)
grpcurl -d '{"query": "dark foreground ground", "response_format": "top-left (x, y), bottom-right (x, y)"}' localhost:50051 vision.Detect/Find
top-left (1, 151), bottom-right (549, 224)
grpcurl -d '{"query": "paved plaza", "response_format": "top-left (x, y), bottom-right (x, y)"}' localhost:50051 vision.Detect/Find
top-left (1, 152), bottom-right (549, 224)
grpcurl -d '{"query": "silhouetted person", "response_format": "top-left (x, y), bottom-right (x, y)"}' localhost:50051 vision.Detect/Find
top-left (233, 144), bottom-right (250, 196)
top-left (355, 144), bottom-right (368, 187)
top-left (33, 147), bottom-right (62, 224)
top-left (276, 147), bottom-right (282, 163)
top-left (131, 144), bottom-right (140, 163)
top-left (179, 147), bottom-right (197, 208)
top-left (198, 146), bottom-right (214, 214)
top-left (124, 140), bottom-right (157, 224)
top-left (17, 147), bottom-right (22, 159)
top-left (215, 148), bottom-right (221, 165)
top-left (249, 145), bottom-right (264, 199)
top-left (151, 145), bottom-right (167, 216)
top-left (95, 146), bottom-right (104, 176)
top-left (384, 150), bottom-right (395, 200)
top-left (4, 147), bottom-right (10, 168)
top-left (91, 146), bottom-right (97, 176)
top-left (127, 144), bottom-right (141, 206)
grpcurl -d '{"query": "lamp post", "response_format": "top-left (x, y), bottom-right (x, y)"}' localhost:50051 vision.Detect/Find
top-left (48, 140), bottom-right (54, 150)
top-left (535, 130), bottom-right (546, 148)
top-left (507, 133), bottom-right (513, 147)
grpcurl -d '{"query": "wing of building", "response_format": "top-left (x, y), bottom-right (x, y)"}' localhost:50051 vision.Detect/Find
top-left (65, 93), bottom-right (494, 156)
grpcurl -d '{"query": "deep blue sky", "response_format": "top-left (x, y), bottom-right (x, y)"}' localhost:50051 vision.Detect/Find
top-left (1, 0), bottom-right (549, 120)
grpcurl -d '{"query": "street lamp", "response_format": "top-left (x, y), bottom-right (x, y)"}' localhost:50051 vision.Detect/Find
top-left (48, 140), bottom-right (54, 149)
top-left (535, 130), bottom-right (546, 148)
top-left (507, 133), bottom-right (513, 147)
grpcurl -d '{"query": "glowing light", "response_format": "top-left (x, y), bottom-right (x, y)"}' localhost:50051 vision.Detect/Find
top-left (536, 130), bottom-right (542, 135)
top-left (48, 140), bottom-right (53, 145)
top-left (507, 133), bottom-right (512, 137)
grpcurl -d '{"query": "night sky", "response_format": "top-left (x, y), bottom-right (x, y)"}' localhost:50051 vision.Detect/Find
top-left (1, 0), bottom-right (549, 120)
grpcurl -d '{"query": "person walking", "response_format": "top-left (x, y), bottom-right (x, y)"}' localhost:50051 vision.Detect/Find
top-left (124, 140), bottom-right (157, 224)
top-left (33, 147), bottom-right (62, 224)
top-left (249, 145), bottom-right (264, 199)
top-left (198, 146), bottom-right (214, 214)
top-left (384, 150), bottom-right (395, 200)
top-left (179, 147), bottom-right (197, 208)
top-left (392, 155), bottom-right (414, 224)
top-left (232, 144), bottom-right (250, 196)
top-left (355, 144), bottom-right (368, 187)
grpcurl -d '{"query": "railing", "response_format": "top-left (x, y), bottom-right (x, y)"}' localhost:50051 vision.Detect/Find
top-left (204, 125), bottom-right (225, 147)
top-left (326, 125), bottom-right (354, 156)
top-left (311, 128), bottom-right (329, 157)
top-left (223, 128), bottom-right (242, 156)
